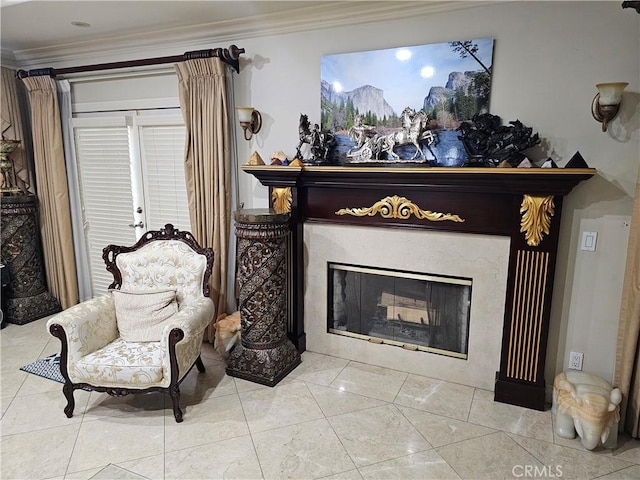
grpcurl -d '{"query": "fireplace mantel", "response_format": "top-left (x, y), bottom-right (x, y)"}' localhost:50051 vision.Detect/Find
top-left (242, 166), bottom-right (594, 194)
top-left (242, 165), bottom-right (596, 410)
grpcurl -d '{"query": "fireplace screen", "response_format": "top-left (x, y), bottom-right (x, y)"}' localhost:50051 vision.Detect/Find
top-left (328, 263), bottom-right (472, 359)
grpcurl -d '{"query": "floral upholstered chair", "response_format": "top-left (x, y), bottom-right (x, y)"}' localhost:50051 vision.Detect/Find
top-left (47, 224), bottom-right (215, 422)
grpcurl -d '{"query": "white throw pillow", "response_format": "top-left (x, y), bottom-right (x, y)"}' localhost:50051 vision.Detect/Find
top-left (111, 289), bottom-right (178, 342)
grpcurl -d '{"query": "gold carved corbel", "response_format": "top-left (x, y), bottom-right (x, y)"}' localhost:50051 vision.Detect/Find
top-left (335, 195), bottom-right (465, 223)
top-left (271, 187), bottom-right (292, 214)
top-left (520, 194), bottom-right (555, 247)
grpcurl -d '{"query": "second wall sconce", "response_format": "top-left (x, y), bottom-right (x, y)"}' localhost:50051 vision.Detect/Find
top-left (236, 107), bottom-right (262, 140)
top-left (591, 82), bottom-right (628, 132)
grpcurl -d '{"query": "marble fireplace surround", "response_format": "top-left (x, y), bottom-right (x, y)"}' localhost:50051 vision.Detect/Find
top-left (305, 223), bottom-right (510, 391)
top-left (242, 165), bottom-right (595, 410)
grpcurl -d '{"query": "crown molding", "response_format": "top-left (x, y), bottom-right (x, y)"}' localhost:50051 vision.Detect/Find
top-left (1, 48), bottom-right (18, 69)
top-left (11, 1), bottom-right (494, 70)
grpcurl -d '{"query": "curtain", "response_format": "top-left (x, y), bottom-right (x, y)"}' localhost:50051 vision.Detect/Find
top-left (21, 75), bottom-right (78, 310)
top-left (1, 67), bottom-right (33, 192)
top-left (614, 166), bottom-right (640, 438)
top-left (175, 57), bottom-right (231, 341)
top-left (57, 79), bottom-right (92, 302)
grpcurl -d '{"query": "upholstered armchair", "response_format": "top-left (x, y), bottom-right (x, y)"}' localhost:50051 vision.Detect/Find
top-left (47, 224), bottom-right (215, 422)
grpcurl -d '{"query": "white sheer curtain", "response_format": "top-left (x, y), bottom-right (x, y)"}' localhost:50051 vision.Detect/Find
top-left (56, 79), bottom-right (92, 302)
top-left (226, 68), bottom-right (240, 311)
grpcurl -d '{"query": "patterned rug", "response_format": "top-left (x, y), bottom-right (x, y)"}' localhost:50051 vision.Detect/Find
top-left (20, 353), bottom-right (65, 384)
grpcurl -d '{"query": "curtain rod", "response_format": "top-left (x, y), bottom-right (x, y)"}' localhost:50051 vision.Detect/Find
top-left (16, 44), bottom-right (245, 79)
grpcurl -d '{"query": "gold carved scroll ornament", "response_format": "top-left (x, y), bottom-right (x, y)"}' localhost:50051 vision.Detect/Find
top-left (335, 195), bottom-right (465, 223)
top-left (520, 194), bottom-right (555, 247)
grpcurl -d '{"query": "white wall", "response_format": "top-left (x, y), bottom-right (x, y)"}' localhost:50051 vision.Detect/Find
top-left (42, 1), bottom-right (639, 389)
top-left (233, 1), bottom-right (640, 388)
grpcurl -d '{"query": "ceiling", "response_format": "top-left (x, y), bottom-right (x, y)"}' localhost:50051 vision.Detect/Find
top-left (0, 1), bottom-right (479, 68)
top-left (0, 1), bottom-right (333, 53)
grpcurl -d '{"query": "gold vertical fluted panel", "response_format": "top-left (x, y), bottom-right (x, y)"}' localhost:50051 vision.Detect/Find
top-left (286, 231), bottom-right (294, 335)
top-left (507, 250), bottom-right (549, 382)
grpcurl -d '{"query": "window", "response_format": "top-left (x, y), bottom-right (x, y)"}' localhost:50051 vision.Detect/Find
top-left (72, 111), bottom-right (190, 296)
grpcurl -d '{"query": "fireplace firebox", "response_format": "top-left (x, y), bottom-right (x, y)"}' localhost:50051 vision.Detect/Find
top-left (328, 262), bottom-right (471, 358)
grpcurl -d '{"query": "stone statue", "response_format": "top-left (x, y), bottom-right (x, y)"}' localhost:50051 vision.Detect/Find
top-left (552, 370), bottom-right (622, 450)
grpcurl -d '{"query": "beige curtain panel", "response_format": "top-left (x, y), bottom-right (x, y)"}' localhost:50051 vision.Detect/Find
top-left (175, 57), bottom-right (231, 341)
top-left (21, 75), bottom-right (78, 310)
top-left (615, 166), bottom-right (640, 438)
top-left (1, 67), bottom-right (33, 192)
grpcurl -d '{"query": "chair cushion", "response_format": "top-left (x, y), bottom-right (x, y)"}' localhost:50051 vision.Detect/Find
top-left (112, 289), bottom-right (178, 342)
top-left (115, 240), bottom-right (209, 306)
top-left (72, 338), bottom-right (167, 387)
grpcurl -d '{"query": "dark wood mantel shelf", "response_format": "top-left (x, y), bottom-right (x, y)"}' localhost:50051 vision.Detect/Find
top-left (242, 165), bottom-right (595, 195)
top-left (242, 164), bottom-right (596, 411)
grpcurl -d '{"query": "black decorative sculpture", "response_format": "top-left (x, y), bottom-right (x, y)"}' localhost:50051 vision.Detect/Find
top-left (295, 114), bottom-right (336, 164)
top-left (457, 113), bottom-right (540, 167)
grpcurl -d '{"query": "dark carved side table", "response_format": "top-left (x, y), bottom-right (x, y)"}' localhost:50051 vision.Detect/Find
top-left (226, 208), bottom-right (301, 386)
top-left (1, 194), bottom-right (61, 324)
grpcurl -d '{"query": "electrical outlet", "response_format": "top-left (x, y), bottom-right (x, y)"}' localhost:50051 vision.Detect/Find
top-left (569, 351), bottom-right (583, 370)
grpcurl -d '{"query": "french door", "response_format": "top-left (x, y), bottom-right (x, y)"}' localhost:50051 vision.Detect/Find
top-left (72, 110), bottom-right (190, 296)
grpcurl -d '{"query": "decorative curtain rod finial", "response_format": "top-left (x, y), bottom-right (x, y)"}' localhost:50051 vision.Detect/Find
top-left (16, 68), bottom-right (56, 79)
top-left (226, 45), bottom-right (245, 60)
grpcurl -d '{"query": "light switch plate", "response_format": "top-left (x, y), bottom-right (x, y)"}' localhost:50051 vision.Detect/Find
top-left (581, 231), bottom-right (597, 252)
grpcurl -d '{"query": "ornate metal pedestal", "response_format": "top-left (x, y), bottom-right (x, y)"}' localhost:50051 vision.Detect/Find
top-left (1, 194), bottom-right (61, 324)
top-left (226, 208), bottom-right (301, 386)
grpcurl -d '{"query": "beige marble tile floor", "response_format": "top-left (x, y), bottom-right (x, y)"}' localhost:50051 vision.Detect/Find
top-left (2, 317), bottom-right (640, 480)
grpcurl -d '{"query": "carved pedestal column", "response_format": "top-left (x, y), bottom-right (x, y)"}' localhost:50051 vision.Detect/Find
top-left (226, 208), bottom-right (301, 386)
top-left (1, 194), bottom-right (61, 324)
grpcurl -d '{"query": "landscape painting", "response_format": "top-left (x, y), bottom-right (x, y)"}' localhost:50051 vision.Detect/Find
top-left (320, 38), bottom-right (494, 166)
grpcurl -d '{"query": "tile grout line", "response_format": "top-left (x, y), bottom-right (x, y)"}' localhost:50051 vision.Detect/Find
top-left (62, 393), bottom-right (89, 479)
top-left (235, 377), bottom-right (267, 480)
top-left (320, 389), bottom-right (361, 476)
top-left (465, 387), bottom-right (476, 422)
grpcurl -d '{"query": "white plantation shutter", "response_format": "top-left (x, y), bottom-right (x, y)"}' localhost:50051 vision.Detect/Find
top-left (71, 111), bottom-right (189, 298)
top-left (74, 125), bottom-right (137, 296)
top-left (139, 124), bottom-right (191, 232)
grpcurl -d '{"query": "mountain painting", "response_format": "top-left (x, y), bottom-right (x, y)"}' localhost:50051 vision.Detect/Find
top-left (320, 38), bottom-right (494, 166)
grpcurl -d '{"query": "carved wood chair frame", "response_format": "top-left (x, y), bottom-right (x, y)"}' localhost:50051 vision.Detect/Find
top-left (49, 224), bottom-right (214, 423)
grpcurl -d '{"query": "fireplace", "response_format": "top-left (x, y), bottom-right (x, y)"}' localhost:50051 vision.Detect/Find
top-left (242, 165), bottom-right (595, 410)
top-left (328, 263), bottom-right (472, 358)
top-left (305, 224), bottom-right (508, 391)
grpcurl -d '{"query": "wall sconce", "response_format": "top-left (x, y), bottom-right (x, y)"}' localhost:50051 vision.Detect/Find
top-left (591, 82), bottom-right (628, 132)
top-left (236, 107), bottom-right (262, 140)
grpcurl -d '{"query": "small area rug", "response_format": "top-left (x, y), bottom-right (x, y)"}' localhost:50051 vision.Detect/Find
top-left (20, 353), bottom-right (65, 384)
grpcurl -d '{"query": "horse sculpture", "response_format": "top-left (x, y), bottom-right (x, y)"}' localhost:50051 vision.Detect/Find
top-left (347, 107), bottom-right (436, 162)
top-left (377, 108), bottom-right (435, 160)
top-left (295, 114), bottom-right (335, 162)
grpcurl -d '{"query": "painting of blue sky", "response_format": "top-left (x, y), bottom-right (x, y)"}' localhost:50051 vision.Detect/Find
top-left (321, 38), bottom-right (494, 115)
